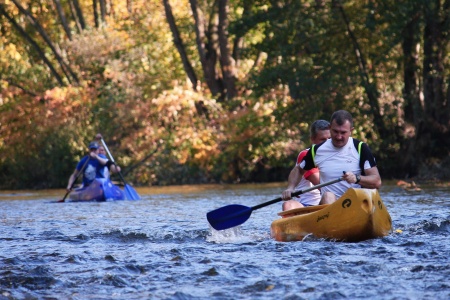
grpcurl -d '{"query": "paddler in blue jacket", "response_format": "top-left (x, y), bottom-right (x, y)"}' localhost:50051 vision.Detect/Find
top-left (66, 141), bottom-right (115, 192)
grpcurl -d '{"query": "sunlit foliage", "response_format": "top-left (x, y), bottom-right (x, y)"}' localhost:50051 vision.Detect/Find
top-left (0, 0), bottom-right (449, 189)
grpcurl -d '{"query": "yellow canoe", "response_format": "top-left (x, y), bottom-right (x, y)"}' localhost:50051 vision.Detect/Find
top-left (270, 188), bottom-right (392, 242)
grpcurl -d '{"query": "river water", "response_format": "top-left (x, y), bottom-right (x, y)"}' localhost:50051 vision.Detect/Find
top-left (0, 182), bottom-right (449, 299)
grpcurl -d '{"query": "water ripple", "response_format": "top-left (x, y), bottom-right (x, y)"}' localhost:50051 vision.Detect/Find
top-left (0, 184), bottom-right (449, 299)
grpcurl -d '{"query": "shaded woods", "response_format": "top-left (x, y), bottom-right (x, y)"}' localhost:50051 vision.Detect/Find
top-left (0, 0), bottom-right (449, 189)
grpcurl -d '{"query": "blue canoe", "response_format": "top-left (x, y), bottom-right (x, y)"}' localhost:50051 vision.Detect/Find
top-left (68, 178), bottom-right (125, 202)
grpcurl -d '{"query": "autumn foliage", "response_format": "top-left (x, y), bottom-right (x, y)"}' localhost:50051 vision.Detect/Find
top-left (1, 0), bottom-right (449, 189)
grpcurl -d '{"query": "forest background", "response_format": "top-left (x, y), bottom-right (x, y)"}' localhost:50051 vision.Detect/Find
top-left (1, 0), bottom-right (449, 190)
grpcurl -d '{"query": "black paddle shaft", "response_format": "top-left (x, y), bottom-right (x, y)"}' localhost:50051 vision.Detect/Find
top-left (251, 177), bottom-right (342, 211)
top-left (100, 139), bottom-right (129, 184)
top-left (99, 138), bottom-right (141, 200)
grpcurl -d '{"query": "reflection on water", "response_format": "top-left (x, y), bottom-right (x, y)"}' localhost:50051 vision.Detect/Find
top-left (0, 182), bottom-right (449, 299)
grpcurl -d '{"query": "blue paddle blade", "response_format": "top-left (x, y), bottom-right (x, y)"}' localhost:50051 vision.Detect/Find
top-left (103, 179), bottom-right (126, 200)
top-left (124, 184), bottom-right (141, 200)
top-left (207, 204), bottom-right (253, 230)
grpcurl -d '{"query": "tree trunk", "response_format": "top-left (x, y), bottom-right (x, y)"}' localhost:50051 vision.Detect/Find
top-left (71, 0), bottom-right (86, 30)
top-left (53, 0), bottom-right (72, 40)
top-left (127, 0), bottom-right (132, 13)
top-left (421, 0), bottom-right (450, 158)
top-left (218, 0), bottom-right (237, 99)
top-left (423, 0), bottom-right (448, 127)
top-left (93, 0), bottom-right (99, 28)
top-left (189, 0), bottom-right (224, 98)
top-left (162, 0), bottom-right (198, 90)
top-left (400, 0), bottom-right (450, 177)
top-left (69, 0), bottom-right (83, 33)
top-left (99, 0), bottom-right (107, 23)
top-left (400, 14), bottom-right (423, 177)
top-left (402, 16), bottom-right (423, 128)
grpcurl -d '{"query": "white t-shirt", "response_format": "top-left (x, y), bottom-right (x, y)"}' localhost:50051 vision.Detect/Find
top-left (300, 137), bottom-right (377, 198)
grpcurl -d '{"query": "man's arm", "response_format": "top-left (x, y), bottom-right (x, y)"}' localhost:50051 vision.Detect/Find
top-left (357, 143), bottom-right (381, 188)
top-left (359, 166), bottom-right (382, 188)
top-left (282, 166), bottom-right (303, 200)
top-left (110, 164), bottom-right (121, 173)
top-left (66, 169), bottom-right (79, 191)
top-left (304, 170), bottom-right (320, 185)
top-left (343, 166), bottom-right (381, 189)
top-left (90, 152), bottom-right (108, 165)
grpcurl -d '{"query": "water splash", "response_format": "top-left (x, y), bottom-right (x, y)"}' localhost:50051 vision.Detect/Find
top-left (206, 225), bottom-right (265, 244)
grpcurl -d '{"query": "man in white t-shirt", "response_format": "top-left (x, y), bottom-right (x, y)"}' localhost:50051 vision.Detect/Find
top-left (281, 120), bottom-right (331, 210)
top-left (299, 110), bottom-right (382, 204)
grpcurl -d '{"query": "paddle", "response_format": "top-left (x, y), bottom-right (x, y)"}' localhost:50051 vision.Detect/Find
top-left (99, 138), bottom-right (141, 200)
top-left (58, 156), bottom-right (90, 202)
top-left (206, 178), bottom-right (342, 230)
